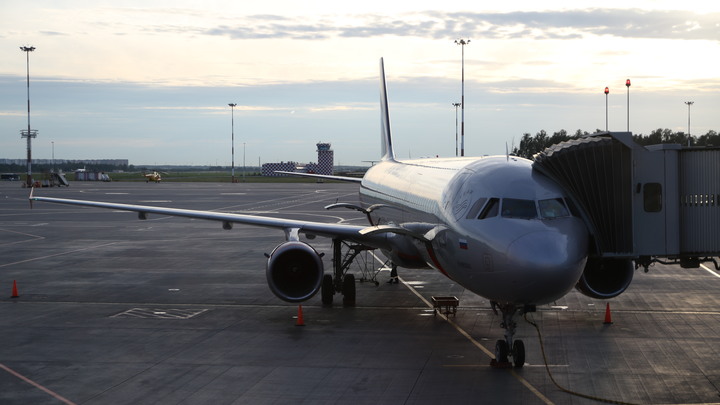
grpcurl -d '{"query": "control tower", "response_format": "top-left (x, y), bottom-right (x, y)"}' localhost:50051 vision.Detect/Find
top-left (316, 142), bottom-right (334, 175)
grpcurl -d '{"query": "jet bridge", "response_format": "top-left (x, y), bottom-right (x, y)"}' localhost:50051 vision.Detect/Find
top-left (533, 132), bottom-right (720, 269)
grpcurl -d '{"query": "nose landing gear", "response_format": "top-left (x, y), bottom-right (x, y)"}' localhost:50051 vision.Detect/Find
top-left (491, 302), bottom-right (534, 368)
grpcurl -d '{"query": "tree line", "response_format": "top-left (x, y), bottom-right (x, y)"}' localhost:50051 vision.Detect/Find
top-left (0, 163), bottom-right (255, 174)
top-left (0, 162), bottom-right (130, 174)
top-left (512, 129), bottom-right (720, 159)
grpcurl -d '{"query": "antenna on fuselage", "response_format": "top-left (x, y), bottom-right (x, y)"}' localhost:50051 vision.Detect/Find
top-left (379, 58), bottom-right (396, 162)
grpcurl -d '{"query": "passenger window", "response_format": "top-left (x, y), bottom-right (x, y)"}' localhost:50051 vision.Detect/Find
top-left (539, 198), bottom-right (570, 219)
top-left (478, 198), bottom-right (499, 219)
top-left (466, 197), bottom-right (488, 219)
top-left (501, 199), bottom-right (537, 219)
top-left (643, 183), bottom-right (662, 212)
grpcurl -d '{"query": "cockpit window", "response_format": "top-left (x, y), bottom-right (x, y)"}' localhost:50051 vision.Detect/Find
top-left (538, 198), bottom-right (570, 219)
top-left (466, 197), bottom-right (488, 219)
top-left (501, 199), bottom-right (537, 219)
top-left (478, 198), bottom-right (499, 219)
top-left (475, 198), bottom-right (571, 220)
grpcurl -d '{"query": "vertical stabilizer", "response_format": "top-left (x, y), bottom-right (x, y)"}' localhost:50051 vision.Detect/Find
top-left (379, 58), bottom-right (396, 161)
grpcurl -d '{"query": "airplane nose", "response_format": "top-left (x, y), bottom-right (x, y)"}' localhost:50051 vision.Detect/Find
top-left (506, 230), bottom-right (585, 273)
top-left (504, 229), bottom-right (587, 303)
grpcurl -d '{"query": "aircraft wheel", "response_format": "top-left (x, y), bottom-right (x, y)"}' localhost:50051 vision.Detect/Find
top-left (321, 274), bottom-right (333, 306)
top-left (512, 340), bottom-right (525, 368)
top-left (342, 273), bottom-right (356, 307)
top-left (494, 339), bottom-right (509, 363)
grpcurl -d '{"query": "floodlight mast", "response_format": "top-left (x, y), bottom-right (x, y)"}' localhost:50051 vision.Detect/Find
top-left (20, 45), bottom-right (36, 188)
top-left (229, 103), bottom-right (237, 183)
top-left (452, 102), bottom-right (460, 156)
top-left (685, 101), bottom-right (694, 146)
top-left (626, 79), bottom-right (631, 132)
top-left (604, 87), bottom-right (609, 132)
top-left (454, 38), bottom-right (470, 157)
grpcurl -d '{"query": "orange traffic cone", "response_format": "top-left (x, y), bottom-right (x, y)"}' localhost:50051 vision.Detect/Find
top-left (603, 302), bottom-right (613, 324)
top-left (296, 305), bottom-right (305, 326)
top-left (11, 280), bottom-right (19, 298)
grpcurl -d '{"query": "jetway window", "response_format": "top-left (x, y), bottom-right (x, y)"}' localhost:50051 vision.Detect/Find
top-left (539, 198), bottom-right (570, 219)
top-left (502, 199), bottom-right (537, 219)
top-left (643, 183), bottom-right (662, 212)
top-left (478, 198), bottom-right (499, 219)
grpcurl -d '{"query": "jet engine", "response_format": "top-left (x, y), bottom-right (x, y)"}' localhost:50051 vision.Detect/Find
top-left (575, 258), bottom-right (634, 299)
top-left (265, 241), bottom-right (324, 302)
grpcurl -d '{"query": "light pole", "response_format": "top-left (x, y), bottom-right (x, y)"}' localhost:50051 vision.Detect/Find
top-left (228, 103), bottom-right (237, 183)
top-left (454, 38), bottom-right (470, 157)
top-left (604, 87), bottom-right (609, 132)
top-left (243, 142), bottom-right (246, 183)
top-left (452, 102), bottom-right (460, 156)
top-left (685, 101), bottom-right (694, 146)
top-left (20, 45), bottom-right (37, 188)
top-left (625, 79), bottom-right (631, 132)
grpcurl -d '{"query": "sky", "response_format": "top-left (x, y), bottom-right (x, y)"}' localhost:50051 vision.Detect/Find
top-left (1, 1), bottom-right (719, 166)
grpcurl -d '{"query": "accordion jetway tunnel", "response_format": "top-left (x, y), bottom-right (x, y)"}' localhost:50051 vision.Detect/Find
top-left (533, 131), bottom-right (720, 273)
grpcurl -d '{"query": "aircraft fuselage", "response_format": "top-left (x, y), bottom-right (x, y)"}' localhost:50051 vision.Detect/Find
top-left (360, 155), bottom-right (589, 306)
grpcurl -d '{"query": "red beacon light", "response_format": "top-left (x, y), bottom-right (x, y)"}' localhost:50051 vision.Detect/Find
top-left (626, 79), bottom-right (631, 87)
top-left (604, 87), bottom-right (609, 94)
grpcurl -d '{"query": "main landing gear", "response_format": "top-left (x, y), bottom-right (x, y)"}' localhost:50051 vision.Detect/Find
top-left (490, 302), bottom-right (535, 368)
top-left (321, 238), bottom-right (374, 307)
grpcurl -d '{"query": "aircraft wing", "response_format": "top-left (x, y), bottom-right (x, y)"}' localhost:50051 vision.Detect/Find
top-left (29, 193), bottom-right (370, 242)
top-left (273, 171), bottom-right (363, 183)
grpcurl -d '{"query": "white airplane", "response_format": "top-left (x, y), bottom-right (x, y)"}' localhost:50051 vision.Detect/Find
top-left (30, 59), bottom-right (621, 368)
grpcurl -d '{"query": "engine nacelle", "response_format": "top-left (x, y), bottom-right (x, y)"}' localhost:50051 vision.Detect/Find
top-left (266, 241), bottom-right (324, 303)
top-left (575, 258), bottom-right (634, 299)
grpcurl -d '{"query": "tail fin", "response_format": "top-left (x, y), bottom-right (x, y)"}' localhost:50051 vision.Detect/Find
top-left (379, 58), bottom-right (396, 161)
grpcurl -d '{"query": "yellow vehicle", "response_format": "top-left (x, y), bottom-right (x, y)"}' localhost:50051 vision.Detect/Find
top-left (143, 171), bottom-right (167, 183)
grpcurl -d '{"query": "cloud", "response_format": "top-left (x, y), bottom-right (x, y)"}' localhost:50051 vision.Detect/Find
top-left (308, 104), bottom-right (374, 112)
top-left (197, 9), bottom-right (720, 42)
top-left (445, 9), bottom-right (720, 40)
top-left (39, 31), bottom-right (67, 36)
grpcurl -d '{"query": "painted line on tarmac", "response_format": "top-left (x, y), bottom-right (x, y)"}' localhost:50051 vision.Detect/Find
top-left (0, 228), bottom-right (45, 247)
top-left (399, 277), bottom-right (554, 405)
top-left (369, 252), bottom-right (555, 405)
top-left (700, 263), bottom-right (720, 279)
top-left (0, 242), bottom-right (119, 268)
top-left (0, 362), bottom-right (77, 405)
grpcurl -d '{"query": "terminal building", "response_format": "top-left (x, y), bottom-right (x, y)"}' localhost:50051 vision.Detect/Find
top-left (262, 142), bottom-right (334, 177)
